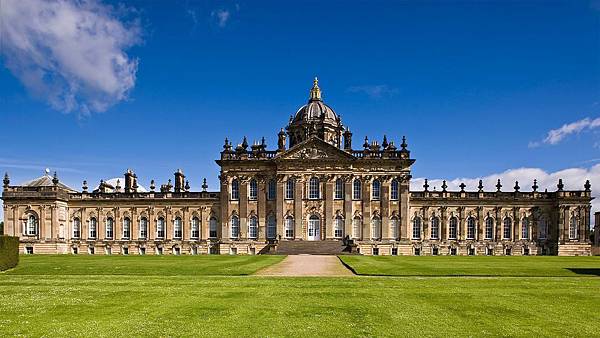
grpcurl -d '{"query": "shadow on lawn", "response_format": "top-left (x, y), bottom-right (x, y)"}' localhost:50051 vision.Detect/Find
top-left (566, 268), bottom-right (600, 276)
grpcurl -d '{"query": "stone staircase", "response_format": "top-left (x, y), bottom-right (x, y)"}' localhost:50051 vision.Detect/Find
top-left (269, 240), bottom-right (356, 255)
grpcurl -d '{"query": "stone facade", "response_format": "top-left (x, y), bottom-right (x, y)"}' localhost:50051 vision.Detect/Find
top-left (1, 79), bottom-right (594, 256)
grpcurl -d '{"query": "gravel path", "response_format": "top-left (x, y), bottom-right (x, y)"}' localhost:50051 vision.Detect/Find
top-left (256, 255), bottom-right (355, 276)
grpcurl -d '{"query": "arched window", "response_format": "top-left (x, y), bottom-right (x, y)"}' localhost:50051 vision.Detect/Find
top-left (249, 179), bottom-right (258, 200)
top-left (467, 217), bottom-right (476, 240)
top-left (285, 216), bottom-right (294, 238)
top-left (285, 179), bottom-right (294, 199)
top-left (521, 217), bottom-right (529, 240)
top-left (209, 217), bottom-right (218, 238)
top-left (412, 217), bottom-right (421, 239)
top-left (191, 217), bottom-right (199, 239)
top-left (352, 217), bottom-right (361, 239)
top-left (430, 217), bottom-right (439, 240)
top-left (309, 177), bottom-right (320, 199)
top-left (73, 218), bottom-right (81, 238)
top-left (503, 218), bottom-right (512, 239)
top-left (139, 217), bottom-right (148, 239)
top-left (371, 216), bottom-right (382, 240)
top-left (174, 217), bottom-right (182, 239)
top-left (372, 179), bottom-right (381, 200)
top-left (106, 217), bottom-right (114, 239)
top-left (353, 179), bottom-right (362, 200)
top-left (485, 217), bottom-right (494, 240)
top-left (569, 217), bottom-right (578, 240)
top-left (89, 218), bottom-right (97, 239)
top-left (231, 179), bottom-right (240, 200)
top-left (230, 215), bottom-right (240, 238)
top-left (390, 216), bottom-right (400, 239)
top-left (334, 216), bottom-right (344, 238)
top-left (449, 217), bottom-right (458, 240)
top-left (267, 215), bottom-right (276, 239)
top-left (157, 217), bottom-right (165, 239)
top-left (248, 216), bottom-right (258, 239)
top-left (267, 179), bottom-right (276, 200)
top-left (390, 179), bottom-right (399, 200)
top-left (25, 215), bottom-right (36, 236)
top-left (334, 178), bottom-right (344, 199)
top-left (123, 217), bottom-right (131, 239)
top-left (538, 217), bottom-right (547, 239)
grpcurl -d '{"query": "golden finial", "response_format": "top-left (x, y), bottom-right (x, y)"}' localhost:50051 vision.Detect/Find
top-left (309, 76), bottom-right (321, 101)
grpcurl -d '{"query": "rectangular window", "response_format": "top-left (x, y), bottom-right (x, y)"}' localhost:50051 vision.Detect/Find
top-left (391, 247), bottom-right (398, 256)
top-left (26, 247), bottom-right (34, 255)
top-left (308, 178), bottom-right (320, 199)
top-left (414, 247), bottom-right (421, 256)
top-left (334, 179), bottom-right (344, 199)
top-left (390, 180), bottom-right (399, 200)
top-left (285, 180), bottom-right (294, 200)
top-left (353, 180), bottom-right (362, 200)
top-left (372, 247), bottom-right (379, 256)
top-left (249, 180), bottom-right (258, 200)
top-left (267, 180), bottom-right (276, 200)
top-left (432, 247), bottom-right (439, 256)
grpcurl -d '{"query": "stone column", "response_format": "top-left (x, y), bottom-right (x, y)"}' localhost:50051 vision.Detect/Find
top-left (422, 206), bottom-right (429, 240)
top-left (276, 176), bottom-right (285, 239)
top-left (441, 207), bottom-right (447, 240)
top-left (294, 178), bottom-right (304, 239)
top-left (400, 177), bottom-right (410, 240)
top-left (324, 177), bottom-right (334, 239)
top-left (381, 180), bottom-right (390, 239)
top-left (258, 178), bottom-right (267, 240)
top-left (240, 179), bottom-right (248, 239)
top-left (513, 207), bottom-right (520, 242)
top-left (362, 178), bottom-right (371, 239)
top-left (344, 178), bottom-right (353, 238)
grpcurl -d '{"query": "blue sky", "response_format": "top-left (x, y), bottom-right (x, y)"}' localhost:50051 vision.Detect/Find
top-left (1, 0), bottom-right (599, 219)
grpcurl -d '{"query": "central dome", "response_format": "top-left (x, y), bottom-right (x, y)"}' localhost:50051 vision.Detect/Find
top-left (292, 100), bottom-right (339, 125)
top-left (286, 78), bottom-right (344, 148)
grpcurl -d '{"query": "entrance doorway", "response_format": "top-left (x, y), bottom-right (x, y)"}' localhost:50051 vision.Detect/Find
top-left (307, 215), bottom-right (320, 241)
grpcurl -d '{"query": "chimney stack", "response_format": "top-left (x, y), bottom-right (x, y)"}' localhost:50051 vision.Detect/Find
top-left (174, 169), bottom-right (185, 192)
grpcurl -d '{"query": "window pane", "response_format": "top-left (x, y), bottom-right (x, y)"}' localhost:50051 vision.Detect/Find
top-left (268, 180), bottom-right (276, 200)
top-left (353, 180), bottom-right (361, 200)
top-left (412, 217), bottom-right (421, 239)
top-left (267, 216), bottom-right (276, 239)
top-left (231, 216), bottom-right (239, 238)
top-left (249, 179), bottom-right (258, 200)
top-left (209, 217), bottom-right (218, 238)
top-left (249, 217), bottom-right (258, 238)
top-left (309, 178), bottom-right (320, 199)
top-left (285, 217), bottom-right (294, 238)
top-left (430, 217), bottom-right (439, 239)
top-left (391, 179), bottom-right (399, 200)
top-left (335, 179), bottom-right (344, 199)
top-left (231, 179), bottom-right (240, 200)
top-left (372, 180), bottom-right (381, 200)
top-left (285, 179), bottom-right (294, 199)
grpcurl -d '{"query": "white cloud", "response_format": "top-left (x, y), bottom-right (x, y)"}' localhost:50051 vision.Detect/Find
top-left (529, 117), bottom-right (600, 147)
top-left (412, 165), bottom-right (600, 226)
top-left (0, 0), bottom-right (141, 115)
top-left (211, 9), bottom-right (230, 27)
top-left (348, 85), bottom-right (399, 99)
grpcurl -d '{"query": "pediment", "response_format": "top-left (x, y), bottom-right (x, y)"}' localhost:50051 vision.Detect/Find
top-left (275, 137), bottom-right (356, 161)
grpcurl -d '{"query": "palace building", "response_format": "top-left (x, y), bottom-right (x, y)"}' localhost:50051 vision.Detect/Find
top-left (1, 79), bottom-right (594, 256)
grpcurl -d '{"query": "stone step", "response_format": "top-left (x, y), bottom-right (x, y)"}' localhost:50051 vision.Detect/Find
top-left (270, 240), bottom-right (357, 255)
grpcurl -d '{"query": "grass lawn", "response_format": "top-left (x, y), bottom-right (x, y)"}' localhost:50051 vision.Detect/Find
top-left (4, 254), bottom-right (285, 276)
top-left (339, 255), bottom-right (600, 277)
top-left (1, 255), bottom-right (599, 337)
